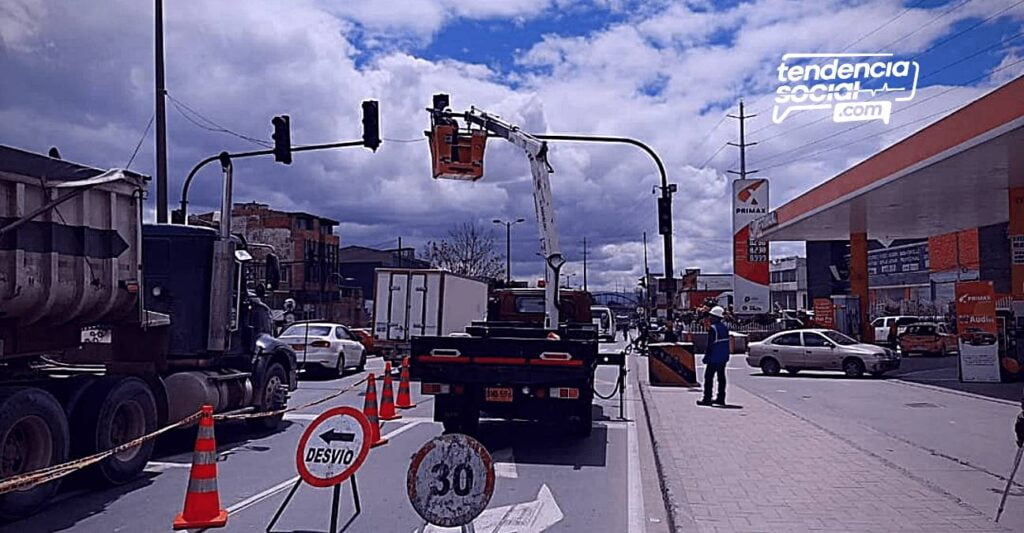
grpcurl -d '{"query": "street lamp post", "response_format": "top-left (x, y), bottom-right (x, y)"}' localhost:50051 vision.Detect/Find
top-left (493, 218), bottom-right (525, 284)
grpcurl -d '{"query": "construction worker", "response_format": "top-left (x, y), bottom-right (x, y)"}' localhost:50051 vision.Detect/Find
top-left (697, 306), bottom-right (730, 407)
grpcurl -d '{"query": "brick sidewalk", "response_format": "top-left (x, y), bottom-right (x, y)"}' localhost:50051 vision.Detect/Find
top-left (641, 378), bottom-right (1010, 532)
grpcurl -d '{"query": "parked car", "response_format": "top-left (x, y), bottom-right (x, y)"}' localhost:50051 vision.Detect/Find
top-left (277, 322), bottom-right (367, 376)
top-left (351, 327), bottom-right (380, 357)
top-left (747, 329), bottom-right (900, 378)
top-left (870, 316), bottom-right (920, 346)
top-left (590, 305), bottom-right (617, 342)
top-left (960, 327), bottom-right (997, 346)
top-left (899, 323), bottom-right (957, 356)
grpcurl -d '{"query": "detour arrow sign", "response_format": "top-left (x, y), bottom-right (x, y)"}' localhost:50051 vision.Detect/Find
top-left (295, 406), bottom-right (371, 487)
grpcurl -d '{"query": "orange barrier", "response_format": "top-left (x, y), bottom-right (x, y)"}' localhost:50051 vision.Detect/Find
top-left (362, 374), bottom-right (388, 447)
top-left (648, 342), bottom-right (700, 388)
top-left (396, 357), bottom-right (416, 409)
top-left (173, 405), bottom-right (228, 530)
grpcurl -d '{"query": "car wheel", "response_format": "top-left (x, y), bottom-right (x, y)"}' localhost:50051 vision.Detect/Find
top-left (247, 363), bottom-right (287, 431)
top-left (72, 377), bottom-right (158, 485)
top-left (760, 358), bottom-right (781, 376)
top-left (335, 352), bottom-right (345, 377)
top-left (785, 367), bottom-right (800, 375)
top-left (0, 387), bottom-right (70, 521)
top-left (843, 358), bottom-right (865, 378)
top-left (939, 344), bottom-right (949, 357)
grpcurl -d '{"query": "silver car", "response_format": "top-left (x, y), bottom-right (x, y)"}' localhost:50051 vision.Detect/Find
top-left (277, 322), bottom-right (366, 376)
top-left (746, 329), bottom-right (900, 378)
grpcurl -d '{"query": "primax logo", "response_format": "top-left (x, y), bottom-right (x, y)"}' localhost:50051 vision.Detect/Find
top-left (958, 293), bottom-right (992, 304)
top-left (772, 53), bottom-right (919, 125)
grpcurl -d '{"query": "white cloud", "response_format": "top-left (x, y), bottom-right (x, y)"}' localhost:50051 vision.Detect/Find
top-left (1, 0), bottom-right (1020, 292)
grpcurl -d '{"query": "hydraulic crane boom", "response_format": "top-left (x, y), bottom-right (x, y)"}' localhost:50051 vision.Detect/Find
top-left (428, 95), bottom-right (565, 328)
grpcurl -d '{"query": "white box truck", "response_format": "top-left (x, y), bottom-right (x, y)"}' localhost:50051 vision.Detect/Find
top-left (372, 269), bottom-right (488, 364)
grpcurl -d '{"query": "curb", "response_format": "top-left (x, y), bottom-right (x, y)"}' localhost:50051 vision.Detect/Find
top-left (636, 363), bottom-right (687, 533)
top-left (887, 378), bottom-right (1020, 406)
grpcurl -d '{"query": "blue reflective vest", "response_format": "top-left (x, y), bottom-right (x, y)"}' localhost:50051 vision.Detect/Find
top-left (704, 321), bottom-right (731, 364)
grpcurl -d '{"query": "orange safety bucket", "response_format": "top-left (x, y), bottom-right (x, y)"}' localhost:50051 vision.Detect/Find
top-left (427, 124), bottom-right (487, 180)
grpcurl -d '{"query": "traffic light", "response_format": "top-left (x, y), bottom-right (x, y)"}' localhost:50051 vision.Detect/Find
top-left (657, 196), bottom-right (672, 235)
top-left (362, 100), bottom-right (380, 152)
top-left (271, 115), bottom-right (291, 164)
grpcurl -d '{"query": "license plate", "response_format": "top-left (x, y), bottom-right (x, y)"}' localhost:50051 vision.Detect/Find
top-left (485, 387), bottom-right (513, 403)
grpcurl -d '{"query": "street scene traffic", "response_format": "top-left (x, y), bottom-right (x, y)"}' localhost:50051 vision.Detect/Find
top-left (3, 1), bottom-right (1024, 532)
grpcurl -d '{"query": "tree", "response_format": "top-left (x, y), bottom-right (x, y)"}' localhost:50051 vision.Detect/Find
top-left (424, 221), bottom-right (505, 279)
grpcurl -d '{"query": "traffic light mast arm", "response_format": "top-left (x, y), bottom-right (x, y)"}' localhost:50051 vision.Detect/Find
top-left (178, 139), bottom-right (363, 222)
top-left (450, 107), bottom-right (564, 329)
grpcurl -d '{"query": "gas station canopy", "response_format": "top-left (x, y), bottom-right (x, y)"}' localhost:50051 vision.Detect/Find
top-left (757, 76), bottom-right (1024, 242)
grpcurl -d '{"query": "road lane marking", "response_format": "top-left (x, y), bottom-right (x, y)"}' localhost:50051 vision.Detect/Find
top-left (223, 420), bottom-right (429, 516)
top-left (627, 359), bottom-right (645, 533)
top-left (142, 461), bottom-right (190, 473)
top-left (421, 484), bottom-right (563, 533)
top-left (491, 448), bottom-right (518, 479)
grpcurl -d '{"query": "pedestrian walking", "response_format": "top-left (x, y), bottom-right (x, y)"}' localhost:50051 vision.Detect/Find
top-left (697, 306), bottom-right (730, 407)
top-left (995, 392), bottom-right (1024, 522)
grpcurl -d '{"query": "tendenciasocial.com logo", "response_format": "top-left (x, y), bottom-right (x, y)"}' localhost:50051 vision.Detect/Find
top-left (772, 53), bottom-right (919, 125)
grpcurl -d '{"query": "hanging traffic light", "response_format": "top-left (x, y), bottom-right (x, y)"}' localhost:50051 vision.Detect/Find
top-left (271, 115), bottom-right (291, 164)
top-left (362, 100), bottom-right (380, 152)
top-left (657, 196), bottom-right (672, 235)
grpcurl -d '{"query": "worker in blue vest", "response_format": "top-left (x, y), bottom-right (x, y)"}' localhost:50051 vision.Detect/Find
top-left (697, 306), bottom-right (731, 406)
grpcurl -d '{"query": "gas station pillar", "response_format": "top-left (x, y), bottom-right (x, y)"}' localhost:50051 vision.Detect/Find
top-left (850, 232), bottom-right (872, 342)
top-left (1011, 187), bottom-right (1024, 297)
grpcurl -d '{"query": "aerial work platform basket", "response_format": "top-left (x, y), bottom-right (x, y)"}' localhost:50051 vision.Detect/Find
top-left (426, 123), bottom-right (486, 180)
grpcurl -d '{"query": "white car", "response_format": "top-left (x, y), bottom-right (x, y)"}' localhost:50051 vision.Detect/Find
top-left (277, 322), bottom-right (366, 376)
top-left (590, 305), bottom-right (616, 342)
top-left (870, 316), bottom-right (920, 346)
top-left (746, 329), bottom-right (900, 378)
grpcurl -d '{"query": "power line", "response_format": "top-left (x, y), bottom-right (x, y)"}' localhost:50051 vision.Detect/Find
top-left (166, 94), bottom-right (272, 148)
top-left (698, 142), bottom-right (729, 168)
top-left (840, 0), bottom-right (925, 52)
top-left (908, 0), bottom-right (1024, 60)
top-left (382, 137), bottom-right (426, 143)
top-left (875, 0), bottom-right (974, 52)
top-left (125, 113), bottom-right (155, 169)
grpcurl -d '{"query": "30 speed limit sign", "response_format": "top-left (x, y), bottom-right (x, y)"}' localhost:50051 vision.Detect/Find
top-left (407, 434), bottom-right (495, 527)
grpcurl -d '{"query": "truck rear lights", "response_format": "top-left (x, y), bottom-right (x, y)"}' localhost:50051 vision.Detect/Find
top-left (421, 383), bottom-right (450, 395)
top-left (534, 388), bottom-right (547, 398)
top-left (539, 352), bottom-right (571, 361)
top-left (549, 387), bottom-right (579, 399)
top-left (309, 340), bottom-right (330, 348)
top-left (430, 348), bottom-right (462, 357)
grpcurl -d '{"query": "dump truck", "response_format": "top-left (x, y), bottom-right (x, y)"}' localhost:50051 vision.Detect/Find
top-left (0, 145), bottom-right (298, 520)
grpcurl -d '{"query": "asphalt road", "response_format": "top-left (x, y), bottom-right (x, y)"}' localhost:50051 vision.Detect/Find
top-left (4, 337), bottom-right (667, 533)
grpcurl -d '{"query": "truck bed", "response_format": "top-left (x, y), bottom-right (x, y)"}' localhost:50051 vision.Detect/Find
top-left (409, 333), bottom-right (599, 385)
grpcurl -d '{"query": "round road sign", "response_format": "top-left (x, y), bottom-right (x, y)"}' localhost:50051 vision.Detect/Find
top-left (406, 434), bottom-right (495, 527)
top-left (295, 406), bottom-right (372, 488)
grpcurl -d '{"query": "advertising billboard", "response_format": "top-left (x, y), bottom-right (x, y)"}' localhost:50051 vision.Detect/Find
top-left (955, 281), bottom-right (1000, 383)
top-left (732, 179), bottom-right (770, 314)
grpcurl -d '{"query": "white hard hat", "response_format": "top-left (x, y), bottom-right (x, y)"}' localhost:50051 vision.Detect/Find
top-left (709, 306), bottom-right (725, 318)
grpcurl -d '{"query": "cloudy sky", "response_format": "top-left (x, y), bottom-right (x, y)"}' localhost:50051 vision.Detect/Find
top-left (2, 0), bottom-right (1022, 290)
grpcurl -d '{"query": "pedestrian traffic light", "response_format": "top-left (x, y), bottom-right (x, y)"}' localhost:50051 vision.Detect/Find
top-left (271, 115), bottom-right (291, 164)
top-left (362, 100), bottom-right (380, 152)
top-left (657, 196), bottom-right (672, 235)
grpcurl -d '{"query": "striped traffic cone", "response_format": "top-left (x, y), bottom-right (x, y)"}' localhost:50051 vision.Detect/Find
top-left (173, 405), bottom-right (228, 530)
top-left (396, 357), bottom-right (416, 409)
top-left (379, 363), bottom-right (401, 421)
top-left (363, 374), bottom-right (388, 447)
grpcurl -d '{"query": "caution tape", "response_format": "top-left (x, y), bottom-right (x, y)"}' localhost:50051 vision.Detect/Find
top-left (0, 376), bottom-right (370, 496)
top-left (0, 410), bottom-right (204, 496)
top-left (213, 375), bottom-right (368, 421)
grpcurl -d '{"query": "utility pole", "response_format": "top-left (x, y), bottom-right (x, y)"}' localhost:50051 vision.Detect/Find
top-left (582, 236), bottom-right (588, 291)
top-left (643, 231), bottom-right (651, 310)
top-left (154, 0), bottom-right (168, 223)
top-left (727, 101), bottom-right (759, 180)
top-left (397, 236), bottom-right (402, 268)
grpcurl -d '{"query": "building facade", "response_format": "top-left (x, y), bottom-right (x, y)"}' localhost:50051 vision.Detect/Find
top-left (338, 245), bottom-right (431, 322)
top-left (769, 256), bottom-right (808, 311)
top-left (194, 202), bottom-right (363, 326)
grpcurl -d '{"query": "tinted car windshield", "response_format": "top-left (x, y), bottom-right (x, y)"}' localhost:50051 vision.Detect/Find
top-left (906, 325), bottom-right (936, 335)
top-left (280, 324), bottom-right (332, 337)
top-left (821, 330), bottom-right (858, 345)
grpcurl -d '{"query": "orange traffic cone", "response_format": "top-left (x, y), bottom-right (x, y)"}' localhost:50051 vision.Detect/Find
top-left (363, 374), bottom-right (388, 447)
top-left (380, 363), bottom-right (402, 421)
top-left (173, 405), bottom-right (228, 530)
top-left (396, 357), bottom-right (416, 409)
